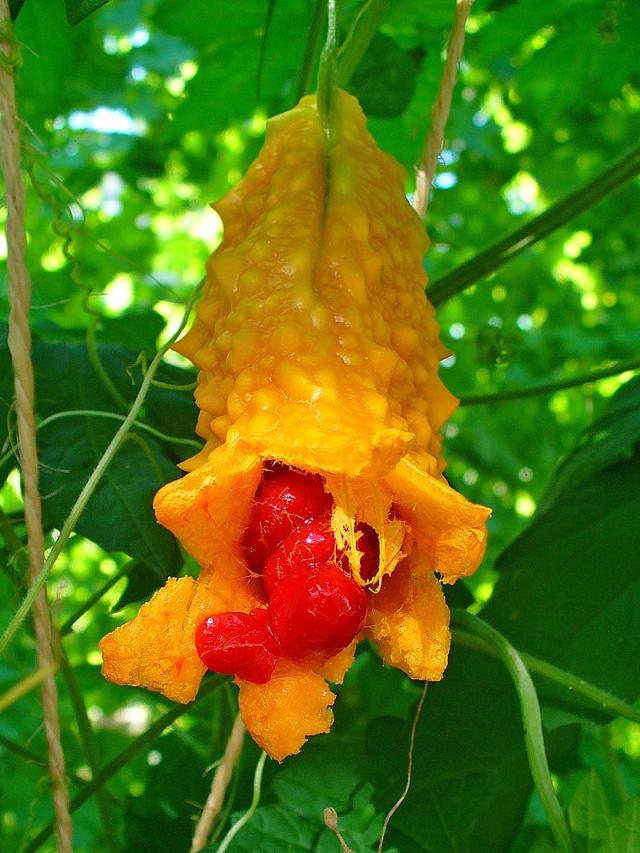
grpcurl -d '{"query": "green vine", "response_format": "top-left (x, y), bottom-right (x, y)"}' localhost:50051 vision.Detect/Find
top-left (452, 610), bottom-right (573, 852)
top-left (317, 0), bottom-right (338, 138)
top-left (296, 0), bottom-right (326, 100)
top-left (452, 626), bottom-right (640, 725)
top-left (458, 357), bottom-right (640, 406)
top-left (429, 144), bottom-right (640, 306)
top-left (24, 675), bottom-right (225, 852)
top-left (0, 283), bottom-right (203, 657)
top-left (216, 750), bottom-right (268, 853)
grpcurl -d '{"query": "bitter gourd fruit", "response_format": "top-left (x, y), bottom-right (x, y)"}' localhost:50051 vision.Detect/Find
top-left (100, 90), bottom-right (490, 761)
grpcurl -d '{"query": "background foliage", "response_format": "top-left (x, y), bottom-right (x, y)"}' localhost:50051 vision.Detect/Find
top-left (1, 0), bottom-right (639, 850)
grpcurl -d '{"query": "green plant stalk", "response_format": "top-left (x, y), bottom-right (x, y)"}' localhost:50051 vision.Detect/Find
top-left (86, 320), bottom-right (130, 413)
top-left (0, 662), bottom-right (57, 713)
top-left (36, 409), bottom-right (202, 449)
top-left (255, 0), bottom-right (276, 100)
top-left (337, 0), bottom-right (390, 86)
top-left (0, 732), bottom-right (45, 765)
top-left (451, 611), bottom-right (573, 852)
top-left (150, 378), bottom-right (196, 391)
top-left (452, 628), bottom-right (640, 725)
top-left (0, 283), bottom-right (202, 657)
top-left (0, 504), bottom-right (24, 587)
top-left (296, 0), bottom-right (326, 100)
top-left (317, 0), bottom-right (338, 138)
top-left (60, 653), bottom-right (118, 853)
top-left (217, 750), bottom-right (268, 853)
top-left (458, 357), bottom-right (640, 406)
top-left (59, 561), bottom-right (136, 637)
top-left (24, 675), bottom-right (225, 852)
top-left (429, 144), bottom-right (640, 306)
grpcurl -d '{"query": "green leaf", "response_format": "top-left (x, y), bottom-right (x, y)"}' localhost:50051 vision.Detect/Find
top-left (111, 560), bottom-right (166, 610)
top-left (347, 32), bottom-right (418, 118)
top-left (226, 736), bottom-right (383, 853)
top-left (9, 0), bottom-right (27, 19)
top-left (539, 377), bottom-right (640, 514)
top-left (364, 649), bottom-right (534, 852)
top-left (32, 340), bottom-right (182, 575)
top-left (14, 0), bottom-right (74, 123)
top-left (484, 448), bottom-right (640, 710)
top-left (220, 804), bottom-right (319, 852)
top-left (597, 798), bottom-right (640, 853)
top-left (569, 771), bottom-right (612, 852)
top-left (39, 415), bottom-right (181, 577)
top-left (65, 0), bottom-right (111, 26)
top-left (123, 733), bottom-right (210, 852)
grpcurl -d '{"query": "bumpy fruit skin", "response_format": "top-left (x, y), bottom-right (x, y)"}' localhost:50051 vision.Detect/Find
top-left (100, 90), bottom-right (490, 761)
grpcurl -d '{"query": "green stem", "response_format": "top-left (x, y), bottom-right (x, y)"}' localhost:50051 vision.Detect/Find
top-left (452, 628), bottom-right (640, 725)
top-left (0, 283), bottom-right (203, 657)
top-left (458, 357), bottom-right (640, 407)
top-left (60, 653), bottom-right (118, 853)
top-left (33, 408), bottom-right (200, 452)
top-left (451, 611), bottom-right (573, 852)
top-left (429, 144), bottom-right (640, 307)
top-left (0, 732), bottom-right (46, 766)
top-left (149, 378), bottom-right (196, 391)
top-left (336, 0), bottom-right (390, 86)
top-left (256, 0), bottom-right (276, 100)
top-left (59, 561), bottom-right (134, 637)
top-left (0, 505), bottom-right (24, 588)
top-left (296, 0), bottom-right (326, 100)
top-left (86, 321), bottom-right (130, 413)
top-left (23, 675), bottom-right (224, 853)
top-left (217, 751), bottom-right (268, 853)
top-left (317, 0), bottom-right (338, 137)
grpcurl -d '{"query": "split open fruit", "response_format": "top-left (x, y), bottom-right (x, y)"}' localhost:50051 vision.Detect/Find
top-left (99, 89), bottom-right (490, 762)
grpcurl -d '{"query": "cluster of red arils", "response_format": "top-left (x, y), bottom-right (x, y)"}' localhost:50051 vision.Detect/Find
top-left (195, 465), bottom-right (379, 683)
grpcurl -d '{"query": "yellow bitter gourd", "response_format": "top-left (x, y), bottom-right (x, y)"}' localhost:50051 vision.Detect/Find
top-left (100, 90), bottom-right (490, 761)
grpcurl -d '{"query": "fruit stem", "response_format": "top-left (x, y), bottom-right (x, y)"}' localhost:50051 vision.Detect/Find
top-left (317, 0), bottom-right (338, 141)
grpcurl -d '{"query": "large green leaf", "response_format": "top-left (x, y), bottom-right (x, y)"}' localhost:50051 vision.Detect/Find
top-left (569, 771), bottom-right (612, 852)
top-left (538, 377), bottom-right (640, 514)
top-left (364, 649), bottom-right (534, 852)
top-left (65, 0), bottom-right (112, 26)
top-left (569, 771), bottom-right (640, 853)
top-left (32, 339), bottom-right (182, 575)
top-left (598, 798), bottom-right (640, 853)
top-left (39, 415), bottom-right (181, 576)
top-left (225, 736), bottom-right (384, 853)
top-left (483, 380), bottom-right (640, 707)
top-left (347, 32), bottom-right (418, 118)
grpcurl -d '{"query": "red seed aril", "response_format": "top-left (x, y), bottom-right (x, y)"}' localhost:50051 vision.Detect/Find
top-left (354, 522), bottom-right (379, 582)
top-left (242, 466), bottom-right (333, 573)
top-left (195, 609), bottom-right (280, 684)
top-left (269, 563), bottom-right (368, 658)
top-left (263, 516), bottom-right (380, 597)
top-left (263, 513), bottom-right (337, 597)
